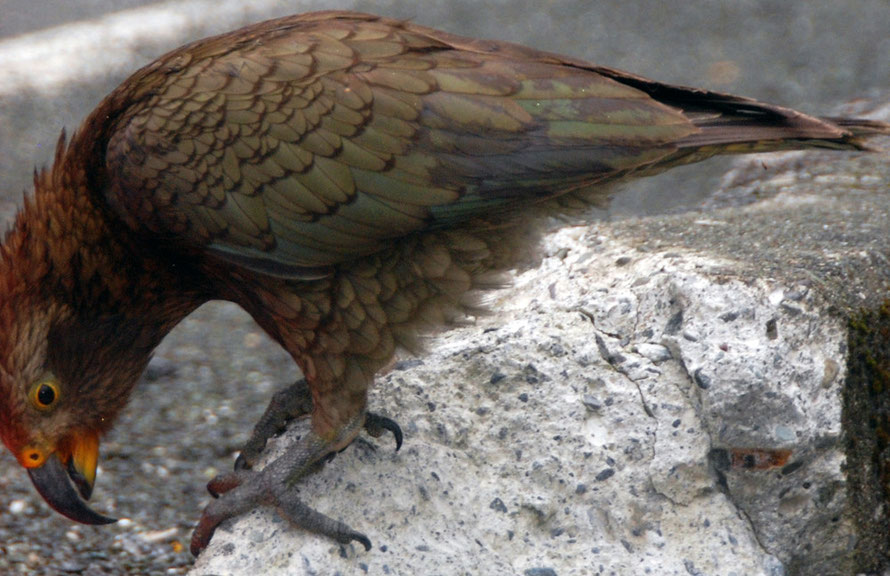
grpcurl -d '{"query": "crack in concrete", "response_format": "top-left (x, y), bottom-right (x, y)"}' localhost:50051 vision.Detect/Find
top-left (669, 337), bottom-right (778, 565)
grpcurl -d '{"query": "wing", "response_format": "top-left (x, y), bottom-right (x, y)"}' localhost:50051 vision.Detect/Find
top-left (101, 11), bottom-right (694, 278)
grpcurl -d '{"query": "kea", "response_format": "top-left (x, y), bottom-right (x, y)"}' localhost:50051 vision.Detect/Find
top-left (0, 11), bottom-right (887, 555)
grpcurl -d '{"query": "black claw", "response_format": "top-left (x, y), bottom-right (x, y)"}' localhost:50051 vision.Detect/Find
top-left (348, 532), bottom-right (372, 551)
top-left (234, 453), bottom-right (248, 471)
top-left (333, 525), bottom-right (371, 550)
top-left (364, 413), bottom-right (403, 451)
top-left (382, 417), bottom-right (404, 451)
top-left (357, 534), bottom-right (372, 551)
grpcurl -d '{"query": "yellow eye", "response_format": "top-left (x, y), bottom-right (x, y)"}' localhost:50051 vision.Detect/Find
top-left (29, 379), bottom-right (60, 411)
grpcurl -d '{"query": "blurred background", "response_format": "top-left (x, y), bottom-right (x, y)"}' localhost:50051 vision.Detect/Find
top-left (0, 1), bottom-right (888, 574)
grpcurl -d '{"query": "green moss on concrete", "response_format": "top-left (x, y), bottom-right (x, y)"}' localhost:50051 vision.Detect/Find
top-left (843, 301), bottom-right (890, 573)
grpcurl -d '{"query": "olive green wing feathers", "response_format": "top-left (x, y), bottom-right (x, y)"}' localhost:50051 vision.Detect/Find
top-left (102, 12), bottom-right (696, 278)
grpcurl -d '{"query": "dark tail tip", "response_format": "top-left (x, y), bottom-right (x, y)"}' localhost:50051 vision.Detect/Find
top-left (821, 116), bottom-right (890, 151)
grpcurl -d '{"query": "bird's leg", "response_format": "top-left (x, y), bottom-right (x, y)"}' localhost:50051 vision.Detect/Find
top-left (234, 379), bottom-right (314, 470)
top-left (191, 379), bottom-right (402, 555)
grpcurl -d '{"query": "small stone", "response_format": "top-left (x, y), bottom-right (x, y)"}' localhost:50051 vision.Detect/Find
top-left (780, 302), bottom-right (802, 316)
top-left (140, 527), bottom-right (179, 543)
top-left (665, 310), bottom-right (684, 334)
top-left (781, 461), bottom-right (804, 476)
top-left (242, 331), bottom-right (263, 349)
top-left (394, 358), bottom-right (423, 371)
top-left (693, 369), bottom-right (711, 390)
top-left (524, 568), bottom-right (558, 576)
top-left (822, 358), bottom-right (840, 387)
top-left (581, 394), bottom-right (603, 411)
top-left (489, 498), bottom-right (508, 513)
top-left (634, 343), bottom-right (672, 362)
top-left (595, 468), bottom-right (615, 481)
top-left (775, 425), bottom-right (795, 442)
top-left (58, 561), bottom-right (87, 573)
top-left (65, 529), bottom-right (82, 542)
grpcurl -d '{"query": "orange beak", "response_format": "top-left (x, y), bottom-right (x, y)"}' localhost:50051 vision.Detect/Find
top-left (25, 431), bottom-right (116, 525)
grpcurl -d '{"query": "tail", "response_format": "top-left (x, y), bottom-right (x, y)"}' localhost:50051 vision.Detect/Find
top-left (674, 106), bottom-right (889, 154)
top-left (593, 64), bottom-right (890, 163)
top-left (817, 117), bottom-right (890, 150)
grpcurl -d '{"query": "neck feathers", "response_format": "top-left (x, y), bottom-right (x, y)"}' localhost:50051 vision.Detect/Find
top-left (1, 131), bottom-right (206, 350)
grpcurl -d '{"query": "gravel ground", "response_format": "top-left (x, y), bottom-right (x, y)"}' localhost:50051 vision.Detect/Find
top-left (0, 1), bottom-right (888, 574)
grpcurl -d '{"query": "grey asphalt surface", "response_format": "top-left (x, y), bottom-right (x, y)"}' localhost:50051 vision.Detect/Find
top-left (0, 1), bottom-right (888, 574)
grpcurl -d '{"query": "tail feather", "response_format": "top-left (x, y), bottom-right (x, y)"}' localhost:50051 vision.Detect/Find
top-left (593, 64), bottom-right (889, 153)
top-left (675, 103), bottom-right (887, 152)
top-left (819, 116), bottom-right (890, 150)
top-left (617, 97), bottom-right (888, 176)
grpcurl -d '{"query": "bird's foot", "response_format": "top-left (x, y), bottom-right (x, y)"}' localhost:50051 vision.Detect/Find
top-left (190, 410), bottom-right (402, 556)
top-left (190, 464), bottom-right (373, 555)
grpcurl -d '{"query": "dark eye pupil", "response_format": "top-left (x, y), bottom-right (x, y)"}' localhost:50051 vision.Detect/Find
top-left (37, 384), bottom-right (55, 406)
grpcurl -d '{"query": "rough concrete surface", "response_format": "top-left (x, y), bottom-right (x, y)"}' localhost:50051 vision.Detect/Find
top-left (186, 232), bottom-right (833, 576)
top-left (0, 1), bottom-right (888, 575)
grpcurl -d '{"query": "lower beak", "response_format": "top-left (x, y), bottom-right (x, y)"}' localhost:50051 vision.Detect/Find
top-left (68, 431), bottom-right (100, 500)
top-left (27, 436), bottom-right (116, 525)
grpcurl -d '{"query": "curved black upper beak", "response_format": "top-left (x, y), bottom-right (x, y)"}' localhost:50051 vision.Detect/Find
top-left (27, 453), bottom-right (117, 525)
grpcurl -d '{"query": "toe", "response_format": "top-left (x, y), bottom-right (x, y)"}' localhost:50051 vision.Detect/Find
top-left (207, 471), bottom-right (251, 498)
top-left (275, 486), bottom-right (372, 551)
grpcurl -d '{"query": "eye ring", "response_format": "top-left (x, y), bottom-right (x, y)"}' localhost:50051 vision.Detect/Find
top-left (21, 446), bottom-right (46, 467)
top-left (29, 379), bottom-right (60, 411)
